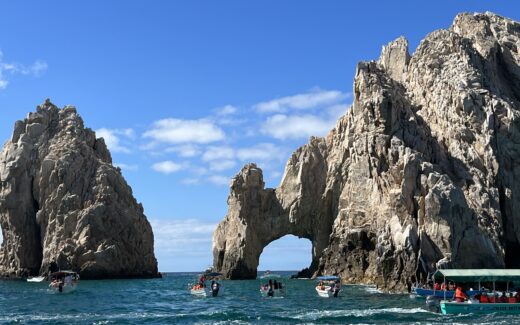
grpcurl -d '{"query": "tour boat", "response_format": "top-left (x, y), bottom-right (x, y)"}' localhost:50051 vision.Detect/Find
top-left (435, 269), bottom-right (520, 315)
top-left (315, 275), bottom-right (341, 298)
top-left (190, 271), bottom-right (223, 297)
top-left (27, 276), bottom-right (45, 282)
top-left (413, 287), bottom-right (481, 298)
top-left (259, 270), bottom-right (281, 279)
top-left (49, 270), bottom-right (79, 293)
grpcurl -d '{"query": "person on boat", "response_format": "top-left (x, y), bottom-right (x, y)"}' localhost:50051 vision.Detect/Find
top-left (455, 286), bottom-right (468, 302)
top-left (333, 280), bottom-right (341, 298)
top-left (508, 292), bottom-right (517, 304)
top-left (433, 282), bottom-right (441, 291)
top-left (448, 282), bottom-right (455, 291)
top-left (211, 280), bottom-right (220, 297)
top-left (274, 280), bottom-right (279, 290)
top-left (318, 280), bottom-right (325, 290)
top-left (278, 281), bottom-right (283, 290)
top-left (441, 282), bottom-right (446, 291)
top-left (479, 293), bottom-right (489, 303)
top-left (500, 291), bottom-right (508, 303)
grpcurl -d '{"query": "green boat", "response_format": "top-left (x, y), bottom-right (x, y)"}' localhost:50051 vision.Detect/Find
top-left (435, 269), bottom-right (520, 315)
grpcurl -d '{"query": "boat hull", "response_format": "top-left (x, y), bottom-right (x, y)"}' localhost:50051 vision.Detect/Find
top-left (441, 301), bottom-right (520, 314)
top-left (190, 288), bottom-right (210, 297)
top-left (316, 286), bottom-right (336, 298)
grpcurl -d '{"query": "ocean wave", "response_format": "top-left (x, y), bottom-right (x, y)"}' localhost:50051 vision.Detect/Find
top-left (287, 307), bottom-right (433, 320)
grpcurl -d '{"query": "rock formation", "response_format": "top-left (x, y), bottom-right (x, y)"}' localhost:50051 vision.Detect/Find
top-left (0, 100), bottom-right (159, 279)
top-left (213, 12), bottom-right (520, 291)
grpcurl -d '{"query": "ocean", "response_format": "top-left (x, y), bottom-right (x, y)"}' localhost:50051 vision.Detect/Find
top-left (0, 271), bottom-right (516, 324)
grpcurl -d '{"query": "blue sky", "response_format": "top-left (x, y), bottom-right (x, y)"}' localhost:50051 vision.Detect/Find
top-left (0, 1), bottom-right (519, 272)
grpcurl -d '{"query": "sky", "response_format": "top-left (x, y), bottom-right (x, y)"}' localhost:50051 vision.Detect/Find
top-left (0, 1), bottom-right (519, 272)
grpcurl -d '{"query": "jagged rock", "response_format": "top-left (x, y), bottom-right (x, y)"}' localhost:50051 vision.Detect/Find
top-left (213, 12), bottom-right (520, 291)
top-left (0, 100), bottom-right (159, 279)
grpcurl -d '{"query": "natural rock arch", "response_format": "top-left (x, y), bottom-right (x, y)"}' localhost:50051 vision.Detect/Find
top-left (213, 160), bottom-right (335, 279)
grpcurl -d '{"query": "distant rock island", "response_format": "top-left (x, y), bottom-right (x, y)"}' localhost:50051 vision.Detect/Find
top-left (213, 12), bottom-right (520, 291)
top-left (0, 100), bottom-right (159, 279)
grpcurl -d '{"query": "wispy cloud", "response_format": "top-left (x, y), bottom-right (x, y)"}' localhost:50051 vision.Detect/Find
top-left (143, 118), bottom-right (225, 144)
top-left (165, 144), bottom-right (202, 158)
top-left (0, 50), bottom-right (48, 89)
top-left (261, 114), bottom-right (335, 140)
top-left (208, 175), bottom-right (230, 186)
top-left (95, 128), bottom-right (135, 153)
top-left (152, 160), bottom-right (184, 174)
top-left (215, 105), bottom-right (238, 116)
top-left (254, 89), bottom-right (349, 113)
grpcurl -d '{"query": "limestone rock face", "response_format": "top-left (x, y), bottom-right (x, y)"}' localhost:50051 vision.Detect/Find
top-left (213, 12), bottom-right (520, 291)
top-left (0, 100), bottom-right (159, 279)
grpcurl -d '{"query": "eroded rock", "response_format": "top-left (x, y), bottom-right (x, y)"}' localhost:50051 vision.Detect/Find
top-left (213, 12), bottom-right (520, 291)
top-left (0, 100), bottom-right (159, 279)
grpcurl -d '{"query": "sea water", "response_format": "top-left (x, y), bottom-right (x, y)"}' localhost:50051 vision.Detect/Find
top-left (0, 271), bottom-right (517, 324)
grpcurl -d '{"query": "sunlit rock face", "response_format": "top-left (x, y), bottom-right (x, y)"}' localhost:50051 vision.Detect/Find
top-left (0, 100), bottom-right (159, 279)
top-left (213, 12), bottom-right (520, 291)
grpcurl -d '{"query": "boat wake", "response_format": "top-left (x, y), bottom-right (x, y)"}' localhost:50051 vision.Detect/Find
top-left (287, 307), bottom-right (433, 320)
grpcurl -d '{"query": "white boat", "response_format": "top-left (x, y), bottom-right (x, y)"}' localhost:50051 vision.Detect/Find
top-left (49, 270), bottom-right (79, 293)
top-left (316, 286), bottom-right (334, 298)
top-left (190, 287), bottom-right (211, 297)
top-left (27, 276), bottom-right (45, 282)
top-left (259, 271), bottom-right (281, 279)
top-left (316, 275), bottom-right (341, 298)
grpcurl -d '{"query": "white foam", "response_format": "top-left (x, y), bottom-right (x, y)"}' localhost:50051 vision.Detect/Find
top-left (289, 307), bottom-right (432, 320)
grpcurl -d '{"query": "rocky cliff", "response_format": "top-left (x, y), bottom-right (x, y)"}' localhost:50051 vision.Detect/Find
top-left (213, 12), bottom-right (520, 291)
top-left (0, 100), bottom-right (159, 279)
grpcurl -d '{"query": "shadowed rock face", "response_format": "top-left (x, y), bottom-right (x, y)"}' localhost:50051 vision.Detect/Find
top-left (213, 12), bottom-right (520, 291)
top-left (0, 100), bottom-right (159, 279)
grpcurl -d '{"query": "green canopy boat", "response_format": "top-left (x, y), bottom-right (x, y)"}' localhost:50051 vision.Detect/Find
top-left (435, 269), bottom-right (520, 315)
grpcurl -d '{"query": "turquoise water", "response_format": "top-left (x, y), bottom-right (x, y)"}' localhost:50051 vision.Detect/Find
top-left (0, 271), bottom-right (518, 324)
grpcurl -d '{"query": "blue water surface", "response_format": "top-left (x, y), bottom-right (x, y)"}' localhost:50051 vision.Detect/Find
top-left (0, 271), bottom-right (517, 324)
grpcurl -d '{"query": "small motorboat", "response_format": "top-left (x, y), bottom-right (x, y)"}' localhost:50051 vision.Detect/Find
top-left (259, 270), bottom-right (281, 279)
top-left (190, 285), bottom-right (211, 297)
top-left (49, 270), bottom-right (79, 293)
top-left (316, 275), bottom-right (341, 298)
top-left (27, 276), bottom-right (45, 283)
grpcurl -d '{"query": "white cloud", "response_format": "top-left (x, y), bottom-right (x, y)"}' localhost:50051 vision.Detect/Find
top-left (95, 128), bottom-right (135, 153)
top-left (202, 146), bottom-right (235, 162)
top-left (143, 118), bottom-right (225, 144)
top-left (208, 175), bottom-right (230, 186)
top-left (209, 159), bottom-right (236, 171)
top-left (165, 144), bottom-right (201, 158)
top-left (254, 89), bottom-right (348, 113)
top-left (152, 161), bottom-right (184, 174)
top-left (0, 51), bottom-right (48, 90)
top-left (215, 105), bottom-right (238, 116)
top-left (151, 218), bottom-right (216, 254)
top-left (114, 163), bottom-right (139, 171)
top-left (236, 143), bottom-right (286, 162)
top-left (261, 114), bottom-right (334, 140)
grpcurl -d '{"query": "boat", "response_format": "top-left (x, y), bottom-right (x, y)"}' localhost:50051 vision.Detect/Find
top-left (190, 272), bottom-right (223, 297)
top-left (259, 275), bottom-right (286, 297)
top-left (259, 270), bottom-right (281, 279)
top-left (315, 275), bottom-right (341, 298)
top-left (190, 286), bottom-right (211, 297)
top-left (27, 276), bottom-right (45, 282)
top-left (436, 269), bottom-right (520, 315)
top-left (413, 287), bottom-right (481, 298)
top-left (49, 270), bottom-right (79, 293)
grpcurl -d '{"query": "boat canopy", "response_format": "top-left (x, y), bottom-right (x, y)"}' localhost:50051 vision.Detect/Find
top-left (434, 269), bottom-right (520, 282)
top-left (316, 275), bottom-right (340, 281)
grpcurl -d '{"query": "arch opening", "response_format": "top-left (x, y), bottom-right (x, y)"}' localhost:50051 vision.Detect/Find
top-left (258, 235), bottom-right (313, 277)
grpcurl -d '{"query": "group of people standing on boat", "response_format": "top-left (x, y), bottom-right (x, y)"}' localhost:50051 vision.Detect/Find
top-left (261, 279), bottom-right (284, 297)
